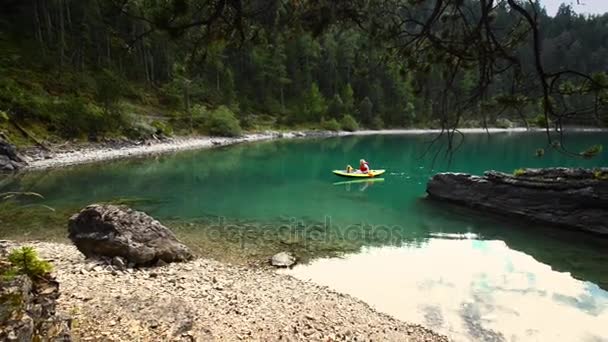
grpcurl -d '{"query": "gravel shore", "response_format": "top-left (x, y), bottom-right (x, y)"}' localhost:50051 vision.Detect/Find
top-left (23, 132), bottom-right (304, 170)
top-left (3, 241), bottom-right (448, 341)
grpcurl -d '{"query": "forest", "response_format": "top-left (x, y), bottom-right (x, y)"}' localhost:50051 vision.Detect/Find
top-left (1, 0), bottom-right (608, 142)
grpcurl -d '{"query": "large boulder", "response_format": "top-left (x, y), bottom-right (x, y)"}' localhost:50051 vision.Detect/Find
top-left (68, 204), bottom-right (193, 266)
top-left (426, 168), bottom-right (608, 235)
top-left (0, 138), bottom-right (26, 172)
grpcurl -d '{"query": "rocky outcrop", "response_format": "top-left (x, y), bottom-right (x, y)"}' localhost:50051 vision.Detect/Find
top-left (68, 204), bottom-right (194, 266)
top-left (426, 168), bottom-right (608, 235)
top-left (0, 138), bottom-right (27, 172)
top-left (0, 267), bottom-right (71, 341)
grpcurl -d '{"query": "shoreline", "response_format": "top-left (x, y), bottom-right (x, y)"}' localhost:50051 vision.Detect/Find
top-left (2, 240), bottom-right (448, 341)
top-left (17, 126), bottom-right (607, 171)
top-left (22, 131), bottom-right (313, 171)
top-left (348, 127), bottom-right (608, 135)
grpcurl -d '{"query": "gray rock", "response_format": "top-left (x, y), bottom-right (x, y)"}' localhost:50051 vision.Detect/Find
top-left (68, 204), bottom-right (194, 266)
top-left (111, 256), bottom-right (127, 270)
top-left (426, 168), bottom-right (608, 235)
top-left (0, 155), bottom-right (15, 171)
top-left (0, 138), bottom-right (27, 172)
top-left (270, 252), bottom-right (296, 267)
top-left (0, 274), bottom-right (71, 341)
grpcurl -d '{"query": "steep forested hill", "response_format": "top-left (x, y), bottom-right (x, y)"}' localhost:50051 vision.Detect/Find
top-left (1, 1), bottom-right (607, 145)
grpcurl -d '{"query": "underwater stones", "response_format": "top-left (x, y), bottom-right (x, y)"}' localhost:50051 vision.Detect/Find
top-left (68, 204), bottom-right (193, 266)
top-left (270, 252), bottom-right (296, 267)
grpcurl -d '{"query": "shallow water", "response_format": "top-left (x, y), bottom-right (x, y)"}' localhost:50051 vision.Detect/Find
top-left (282, 240), bottom-right (608, 341)
top-left (2, 131), bottom-right (608, 340)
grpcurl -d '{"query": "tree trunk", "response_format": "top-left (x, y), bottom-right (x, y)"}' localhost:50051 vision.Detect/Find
top-left (184, 82), bottom-right (191, 113)
top-left (43, 0), bottom-right (54, 45)
top-left (106, 35), bottom-right (111, 66)
top-left (66, 0), bottom-right (72, 30)
top-left (33, 0), bottom-right (45, 55)
top-left (149, 51), bottom-right (155, 82)
top-left (216, 68), bottom-right (221, 92)
top-left (58, 0), bottom-right (66, 67)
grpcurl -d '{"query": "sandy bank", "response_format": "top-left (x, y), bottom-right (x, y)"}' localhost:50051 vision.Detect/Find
top-left (2, 241), bottom-right (447, 341)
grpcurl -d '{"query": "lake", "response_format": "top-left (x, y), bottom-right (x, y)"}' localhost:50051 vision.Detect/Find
top-left (1, 131), bottom-right (607, 341)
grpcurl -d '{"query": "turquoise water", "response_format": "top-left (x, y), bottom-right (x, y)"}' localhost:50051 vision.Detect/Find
top-left (2, 131), bottom-right (608, 341)
top-left (9, 132), bottom-right (608, 223)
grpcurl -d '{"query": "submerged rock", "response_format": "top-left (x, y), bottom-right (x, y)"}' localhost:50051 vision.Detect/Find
top-left (68, 204), bottom-right (193, 266)
top-left (270, 252), bottom-right (296, 267)
top-left (426, 168), bottom-right (608, 235)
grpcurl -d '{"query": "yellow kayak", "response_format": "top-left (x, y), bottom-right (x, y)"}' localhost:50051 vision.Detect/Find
top-left (332, 169), bottom-right (386, 178)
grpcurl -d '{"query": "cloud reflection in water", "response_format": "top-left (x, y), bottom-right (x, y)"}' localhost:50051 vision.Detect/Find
top-left (282, 239), bottom-right (608, 341)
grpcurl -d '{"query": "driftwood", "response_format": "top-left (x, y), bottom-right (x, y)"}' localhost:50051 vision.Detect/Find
top-left (11, 121), bottom-right (52, 151)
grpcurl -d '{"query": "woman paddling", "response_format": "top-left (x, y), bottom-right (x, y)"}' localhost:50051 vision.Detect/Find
top-left (359, 159), bottom-right (370, 174)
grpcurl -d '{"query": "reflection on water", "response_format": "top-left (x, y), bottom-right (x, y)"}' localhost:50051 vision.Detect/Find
top-left (333, 178), bottom-right (385, 192)
top-left (282, 239), bottom-right (608, 342)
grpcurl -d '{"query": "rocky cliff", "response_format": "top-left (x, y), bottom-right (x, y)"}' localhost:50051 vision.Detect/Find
top-left (426, 168), bottom-right (608, 235)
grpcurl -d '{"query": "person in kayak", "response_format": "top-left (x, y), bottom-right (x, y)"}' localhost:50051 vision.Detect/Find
top-left (359, 159), bottom-right (370, 173)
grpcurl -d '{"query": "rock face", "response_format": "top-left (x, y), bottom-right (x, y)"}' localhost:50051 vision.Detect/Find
top-left (426, 168), bottom-right (608, 235)
top-left (0, 261), bottom-right (71, 341)
top-left (0, 138), bottom-right (27, 172)
top-left (68, 204), bottom-right (194, 266)
top-left (270, 252), bottom-right (296, 267)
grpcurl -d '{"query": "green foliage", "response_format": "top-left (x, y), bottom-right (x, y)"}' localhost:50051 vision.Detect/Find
top-left (513, 168), bottom-right (526, 177)
top-left (160, 80), bottom-right (185, 109)
top-left (594, 170), bottom-right (608, 180)
top-left (321, 118), bottom-right (341, 131)
top-left (340, 115), bottom-right (359, 132)
top-left (151, 120), bottom-right (173, 136)
top-left (302, 83), bottom-right (327, 122)
top-left (531, 114), bottom-right (549, 128)
top-left (370, 116), bottom-right (384, 130)
top-left (535, 148), bottom-right (545, 157)
top-left (327, 94), bottom-right (344, 118)
top-left (54, 96), bottom-right (91, 137)
top-left (580, 144), bottom-right (603, 159)
top-left (341, 84), bottom-right (355, 114)
top-left (0, 110), bottom-right (8, 122)
top-left (359, 97), bottom-right (373, 125)
top-left (2, 0), bottom-right (608, 138)
top-left (3, 247), bottom-right (52, 280)
top-left (125, 120), bottom-right (156, 140)
top-left (495, 118), bottom-right (513, 129)
top-left (205, 106), bottom-right (242, 137)
top-left (590, 72), bottom-right (608, 91)
top-left (95, 69), bottom-right (124, 113)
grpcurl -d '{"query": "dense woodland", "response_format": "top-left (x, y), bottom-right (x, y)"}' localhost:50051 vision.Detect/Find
top-left (1, 0), bottom-right (607, 142)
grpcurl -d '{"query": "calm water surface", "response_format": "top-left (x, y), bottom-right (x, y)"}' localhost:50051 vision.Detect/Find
top-left (2, 132), bottom-right (607, 341)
